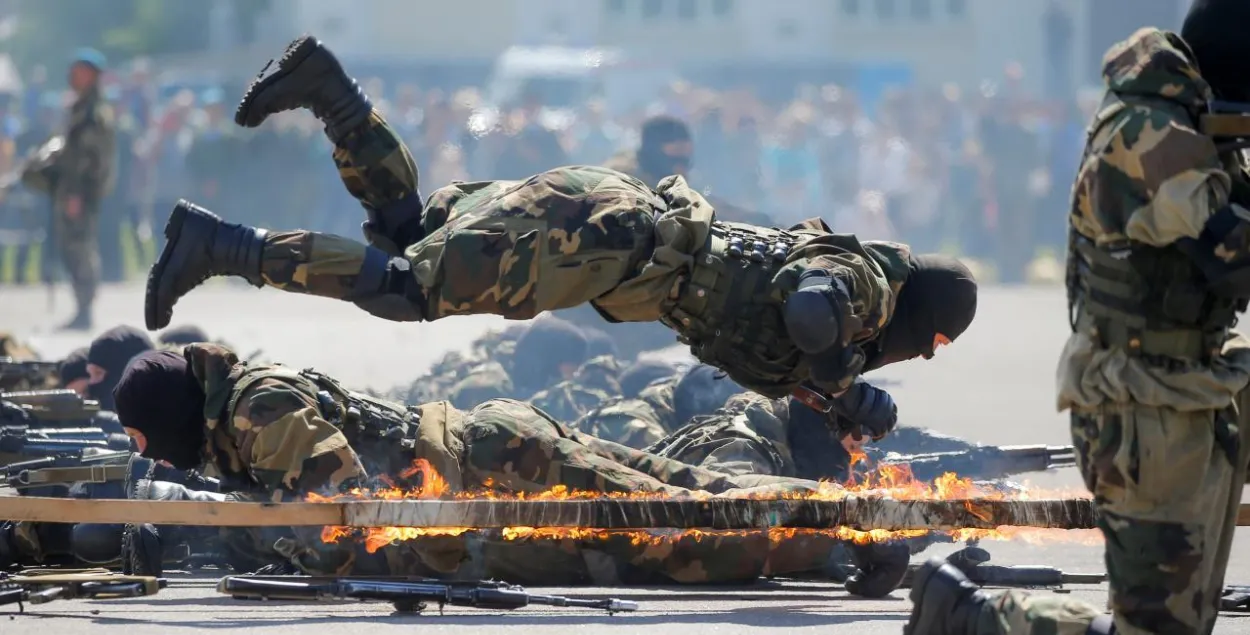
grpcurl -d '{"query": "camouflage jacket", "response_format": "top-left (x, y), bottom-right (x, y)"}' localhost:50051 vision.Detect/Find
top-left (54, 86), bottom-right (116, 204)
top-left (1058, 28), bottom-right (1250, 411)
top-left (604, 149), bottom-right (776, 226)
top-left (571, 374), bottom-right (678, 449)
top-left (647, 392), bottom-right (795, 477)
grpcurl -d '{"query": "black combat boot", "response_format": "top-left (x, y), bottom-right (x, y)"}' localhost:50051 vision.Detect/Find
top-left (235, 35), bottom-right (372, 141)
top-left (145, 201), bottom-right (268, 331)
top-left (904, 557), bottom-right (994, 635)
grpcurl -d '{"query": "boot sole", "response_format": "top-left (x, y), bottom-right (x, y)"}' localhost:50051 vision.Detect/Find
top-left (144, 203), bottom-right (190, 331)
top-left (234, 35), bottom-right (319, 128)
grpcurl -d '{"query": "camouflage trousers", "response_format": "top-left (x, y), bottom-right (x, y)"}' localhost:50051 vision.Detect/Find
top-left (974, 400), bottom-right (1250, 635)
top-left (224, 399), bottom-right (850, 584)
top-left (256, 109), bottom-right (708, 324)
top-left (53, 202), bottom-right (101, 314)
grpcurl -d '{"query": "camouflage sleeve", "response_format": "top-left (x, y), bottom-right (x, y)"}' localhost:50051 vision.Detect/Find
top-left (787, 236), bottom-right (909, 392)
top-left (1078, 108), bottom-right (1231, 249)
top-left (59, 102), bottom-right (116, 202)
top-left (229, 378), bottom-right (366, 502)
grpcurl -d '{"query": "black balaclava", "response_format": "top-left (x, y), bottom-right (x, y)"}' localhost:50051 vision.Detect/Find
top-left (113, 350), bottom-right (206, 470)
top-left (57, 347), bottom-right (90, 386)
top-left (157, 324), bottom-right (211, 347)
top-left (639, 115), bottom-right (693, 179)
top-left (863, 254), bottom-right (977, 372)
top-left (673, 364), bottom-right (743, 425)
top-left (511, 318), bottom-right (590, 394)
top-left (1182, 0), bottom-right (1250, 103)
top-left (87, 325), bottom-right (154, 410)
top-left (618, 359), bottom-right (677, 399)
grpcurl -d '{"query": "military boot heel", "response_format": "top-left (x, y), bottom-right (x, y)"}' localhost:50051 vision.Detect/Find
top-left (144, 201), bottom-right (268, 331)
top-left (235, 35), bottom-right (372, 141)
top-left (904, 557), bottom-right (993, 635)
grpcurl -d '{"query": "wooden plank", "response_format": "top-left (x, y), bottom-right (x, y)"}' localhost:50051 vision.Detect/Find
top-left (0, 496), bottom-right (343, 526)
top-left (1, 496), bottom-right (1245, 531)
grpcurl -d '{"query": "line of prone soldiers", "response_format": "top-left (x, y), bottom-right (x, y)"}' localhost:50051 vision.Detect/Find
top-left (0, 318), bottom-right (1053, 601)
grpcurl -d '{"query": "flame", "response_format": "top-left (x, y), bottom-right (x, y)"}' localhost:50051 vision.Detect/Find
top-left (310, 458), bottom-right (1100, 554)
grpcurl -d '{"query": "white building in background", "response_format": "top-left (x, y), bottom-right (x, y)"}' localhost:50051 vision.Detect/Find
top-left (272, 0), bottom-right (1191, 95)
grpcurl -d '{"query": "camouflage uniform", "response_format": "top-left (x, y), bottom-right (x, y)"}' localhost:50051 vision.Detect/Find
top-left (182, 343), bottom-right (844, 583)
top-left (572, 372), bottom-right (679, 448)
top-left (51, 85), bottom-right (116, 322)
top-left (961, 29), bottom-right (1250, 635)
top-left (525, 354), bottom-right (624, 424)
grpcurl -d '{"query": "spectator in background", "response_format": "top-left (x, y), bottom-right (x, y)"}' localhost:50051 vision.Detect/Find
top-left (571, 99), bottom-right (619, 166)
top-left (760, 106), bottom-right (821, 226)
top-left (491, 92), bottom-right (567, 180)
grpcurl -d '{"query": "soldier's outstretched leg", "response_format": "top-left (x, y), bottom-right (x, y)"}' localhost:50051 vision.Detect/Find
top-left (144, 166), bottom-right (673, 331)
top-left (235, 35), bottom-right (425, 256)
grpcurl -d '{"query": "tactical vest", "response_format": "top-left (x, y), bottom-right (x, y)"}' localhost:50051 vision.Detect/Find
top-left (225, 366), bottom-right (421, 479)
top-left (1066, 94), bottom-right (1247, 361)
top-left (659, 221), bottom-right (810, 398)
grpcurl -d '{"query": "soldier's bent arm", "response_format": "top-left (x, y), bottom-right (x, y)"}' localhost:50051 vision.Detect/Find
top-left (228, 379), bottom-right (366, 502)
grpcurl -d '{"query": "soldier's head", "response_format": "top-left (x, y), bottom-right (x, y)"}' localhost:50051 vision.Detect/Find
top-left (113, 350), bottom-right (207, 470)
top-left (157, 324), bottom-right (211, 348)
top-left (864, 254), bottom-right (977, 371)
top-left (86, 325), bottom-right (154, 410)
top-left (673, 364), bottom-right (744, 425)
top-left (618, 359), bottom-right (677, 399)
top-left (639, 115), bottom-right (693, 178)
top-left (1183, 0), bottom-right (1250, 102)
top-left (512, 317), bottom-right (590, 393)
top-left (57, 347), bottom-right (91, 397)
top-left (68, 48), bottom-right (105, 94)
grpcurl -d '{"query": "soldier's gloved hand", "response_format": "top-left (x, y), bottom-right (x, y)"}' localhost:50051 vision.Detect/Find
top-left (831, 380), bottom-right (897, 441)
top-left (784, 271), bottom-right (852, 356)
top-left (0, 400), bottom-right (30, 424)
top-left (845, 540), bottom-right (910, 598)
top-left (138, 480), bottom-right (230, 503)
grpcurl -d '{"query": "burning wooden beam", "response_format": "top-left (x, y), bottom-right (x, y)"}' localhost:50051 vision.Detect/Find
top-left (0, 495), bottom-right (1112, 530)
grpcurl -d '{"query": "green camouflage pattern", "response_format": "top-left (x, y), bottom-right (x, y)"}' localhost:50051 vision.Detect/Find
top-left (185, 343), bottom-right (366, 502)
top-left (648, 392), bottom-right (794, 477)
top-left (569, 354), bottom-right (624, 394)
top-left (179, 345), bottom-right (851, 582)
top-left (332, 111), bottom-right (419, 212)
top-left (445, 361), bottom-right (515, 409)
top-left (525, 380), bottom-right (616, 425)
top-left (570, 397), bottom-right (670, 449)
top-left (603, 149), bottom-right (777, 226)
top-left (51, 86), bottom-right (116, 313)
top-left (1042, 28), bottom-right (1250, 635)
top-left (245, 111), bottom-right (909, 402)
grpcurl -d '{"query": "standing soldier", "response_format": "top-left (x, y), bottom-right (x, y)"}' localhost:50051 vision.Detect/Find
top-left (54, 48), bottom-right (117, 330)
top-left (907, 2), bottom-right (1250, 634)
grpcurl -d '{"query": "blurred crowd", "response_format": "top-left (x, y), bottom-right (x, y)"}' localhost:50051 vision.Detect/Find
top-left (0, 60), bottom-right (1094, 285)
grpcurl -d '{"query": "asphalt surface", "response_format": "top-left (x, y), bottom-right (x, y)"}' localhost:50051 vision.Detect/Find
top-left (4, 281), bottom-right (1250, 634)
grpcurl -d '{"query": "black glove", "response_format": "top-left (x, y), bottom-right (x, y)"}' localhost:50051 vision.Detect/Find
top-left (845, 540), bottom-right (910, 598)
top-left (784, 271), bottom-right (851, 356)
top-left (0, 399), bottom-right (29, 424)
top-left (832, 380), bottom-right (898, 441)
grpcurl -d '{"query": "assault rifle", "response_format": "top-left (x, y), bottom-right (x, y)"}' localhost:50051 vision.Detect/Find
top-left (2, 449), bottom-right (218, 493)
top-left (867, 444), bottom-right (1076, 482)
top-left (0, 359), bottom-right (61, 392)
top-left (1222, 585), bottom-right (1250, 611)
top-left (219, 575), bottom-right (639, 614)
top-left (0, 568), bottom-right (165, 613)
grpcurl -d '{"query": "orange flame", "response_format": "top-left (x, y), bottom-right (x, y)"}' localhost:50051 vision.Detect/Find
top-left (311, 458), bottom-right (1100, 554)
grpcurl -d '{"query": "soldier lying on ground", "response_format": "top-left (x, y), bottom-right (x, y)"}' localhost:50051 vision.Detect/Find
top-left (109, 343), bottom-right (909, 595)
top-left (85, 325), bottom-right (153, 411)
top-left (574, 363), bottom-right (742, 449)
top-left (142, 35), bottom-right (977, 445)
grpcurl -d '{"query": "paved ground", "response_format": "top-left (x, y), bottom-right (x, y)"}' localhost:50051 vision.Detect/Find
top-left (3, 281), bottom-right (1250, 634)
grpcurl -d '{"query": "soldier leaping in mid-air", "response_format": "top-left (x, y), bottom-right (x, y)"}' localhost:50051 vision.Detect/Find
top-left (143, 35), bottom-right (977, 443)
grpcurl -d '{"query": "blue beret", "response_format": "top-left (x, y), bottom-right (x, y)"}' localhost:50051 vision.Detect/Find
top-left (72, 48), bottom-right (107, 71)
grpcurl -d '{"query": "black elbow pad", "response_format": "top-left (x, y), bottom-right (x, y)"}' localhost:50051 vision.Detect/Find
top-left (785, 274), bottom-right (849, 354)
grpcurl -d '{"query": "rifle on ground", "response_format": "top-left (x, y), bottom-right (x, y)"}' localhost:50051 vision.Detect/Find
top-left (868, 444), bottom-right (1076, 482)
top-left (0, 568), bottom-right (165, 613)
top-left (2, 449), bottom-right (218, 493)
top-left (0, 360), bottom-right (61, 392)
top-left (218, 575), bottom-right (639, 614)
